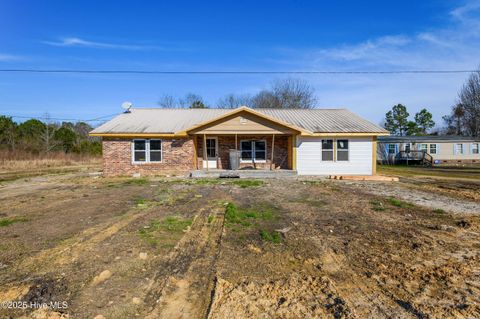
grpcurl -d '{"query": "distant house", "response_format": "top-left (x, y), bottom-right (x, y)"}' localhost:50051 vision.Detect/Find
top-left (378, 135), bottom-right (480, 165)
top-left (90, 106), bottom-right (388, 176)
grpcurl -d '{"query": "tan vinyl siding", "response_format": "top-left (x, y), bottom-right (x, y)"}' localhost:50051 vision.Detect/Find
top-left (433, 142), bottom-right (480, 161)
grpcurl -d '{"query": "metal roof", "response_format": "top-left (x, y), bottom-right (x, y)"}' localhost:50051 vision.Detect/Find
top-left (378, 135), bottom-right (479, 143)
top-left (90, 107), bottom-right (388, 134)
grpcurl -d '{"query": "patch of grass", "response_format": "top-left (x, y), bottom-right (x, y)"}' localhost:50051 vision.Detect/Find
top-left (0, 216), bottom-right (29, 227)
top-left (260, 230), bottom-right (282, 243)
top-left (139, 216), bottom-right (193, 246)
top-left (161, 216), bottom-right (193, 232)
top-left (232, 179), bottom-right (263, 188)
top-left (138, 229), bottom-right (159, 246)
top-left (208, 215), bottom-right (215, 223)
top-left (225, 202), bottom-right (275, 227)
top-left (433, 208), bottom-right (446, 214)
top-left (370, 200), bottom-right (386, 211)
top-left (134, 196), bottom-right (147, 207)
top-left (387, 197), bottom-right (415, 209)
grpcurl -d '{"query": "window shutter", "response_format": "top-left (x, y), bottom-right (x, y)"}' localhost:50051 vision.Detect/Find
top-left (436, 143), bottom-right (440, 154)
top-left (395, 144), bottom-right (399, 153)
top-left (453, 144), bottom-right (456, 154)
top-left (464, 143), bottom-right (468, 155)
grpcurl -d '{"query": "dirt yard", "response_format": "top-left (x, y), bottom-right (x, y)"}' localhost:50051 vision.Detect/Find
top-left (0, 171), bottom-right (479, 318)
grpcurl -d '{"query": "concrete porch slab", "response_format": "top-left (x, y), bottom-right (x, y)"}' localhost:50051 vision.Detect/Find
top-left (189, 169), bottom-right (297, 179)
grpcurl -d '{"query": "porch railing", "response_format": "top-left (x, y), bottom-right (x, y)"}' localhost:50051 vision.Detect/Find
top-left (396, 150), bottom-right (433, 166)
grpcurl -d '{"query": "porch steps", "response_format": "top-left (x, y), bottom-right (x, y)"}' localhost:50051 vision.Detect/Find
top-left (189, 169), bottom-right (297, 179)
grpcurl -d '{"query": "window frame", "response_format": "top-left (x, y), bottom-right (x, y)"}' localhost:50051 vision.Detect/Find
top-left (321, 139), bottom-right (334, 162)
top-left (336, 139), bottom-right (349, 162)
top-left (420, 143), bottom-right (428, 153)
top-left (387, 144), bottom-right (396, 154)
top-left (132, 139), bottom-right (163, 164)
top-left (240, 139), bottom-right (267, 163)
top-left (472, 143), bottom-right (479, 154)
top-left (454, 143), bottom-right (464, 155)
top-left (429, 144), bottom-right (437, 154)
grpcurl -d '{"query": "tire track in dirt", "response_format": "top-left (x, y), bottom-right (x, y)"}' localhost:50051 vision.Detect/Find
top-left (316, 245), bottom-right (413, 319)
top-left (142, 205), bottom-right (226, 319)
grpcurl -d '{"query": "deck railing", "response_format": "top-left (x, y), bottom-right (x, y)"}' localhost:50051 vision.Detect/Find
top-left (396, 150), bottom-right (433, 166)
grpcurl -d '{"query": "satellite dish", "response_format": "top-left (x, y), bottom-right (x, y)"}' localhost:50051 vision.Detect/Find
top-left (121, 101), bottom-right (132, 113)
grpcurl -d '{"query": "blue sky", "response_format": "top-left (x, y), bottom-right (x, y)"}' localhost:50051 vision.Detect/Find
top-left (1, 0), bottom-right (479, 127)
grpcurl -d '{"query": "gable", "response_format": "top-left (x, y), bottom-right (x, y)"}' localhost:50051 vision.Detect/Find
top-left (188, 111), bottom-right (296, 135)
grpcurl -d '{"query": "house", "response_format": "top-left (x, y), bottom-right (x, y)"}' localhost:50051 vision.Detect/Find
top-left (89, 106), bottom-right (388, 176)
top-left (378, 135), bottom-right (480, 165)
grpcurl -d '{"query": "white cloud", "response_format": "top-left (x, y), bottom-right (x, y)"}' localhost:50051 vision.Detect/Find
top-left (0, 54), bottom-right (21, 61)
top-left (43, 37), bottom-right (162, 51)
top-left (277, 1), bottom-right (480, 125)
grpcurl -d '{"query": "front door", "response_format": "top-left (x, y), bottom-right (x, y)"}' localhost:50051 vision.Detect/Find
top-left (203, 137), bottom-right (218, 169)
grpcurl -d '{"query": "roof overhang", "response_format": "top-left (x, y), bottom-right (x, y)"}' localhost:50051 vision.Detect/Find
top-left (89, 133), bottom-right (188, 138)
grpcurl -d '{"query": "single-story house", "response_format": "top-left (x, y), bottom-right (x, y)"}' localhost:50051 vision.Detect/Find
top-left (89, 106), bottom-right (388, 176)
top-left (378, 135), bottom-right (480, 165)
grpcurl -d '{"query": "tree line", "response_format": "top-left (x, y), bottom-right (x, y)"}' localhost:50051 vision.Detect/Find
top-left (383, 68), bottom-right (480, 137)
top-left (158, 78), bottom-right (317, 109)
top-left (0, 115), bottom-right (101, 155)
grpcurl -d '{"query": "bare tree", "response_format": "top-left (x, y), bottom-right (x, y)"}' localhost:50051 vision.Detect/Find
top-left (217, 93), bottom-right (253, 108)
top-left (251, 78), bottom-right (317, 109)
top-left (457, 69), bottom-right (480, 137)
top-left (179, 93), bottom-right (208, 108)
top-left (158, 94), bottom-right (177, 108)
top-left (39, 113), bottom-right (59, 153)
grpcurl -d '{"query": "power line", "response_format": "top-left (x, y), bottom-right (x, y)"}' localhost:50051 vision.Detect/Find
top-left (3, 113), bottom-right (118, 122)
top-left (0, 69), bottom-right (477, 75)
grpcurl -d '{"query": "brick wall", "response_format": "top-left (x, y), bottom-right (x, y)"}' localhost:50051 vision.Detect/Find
top-left (102, 137), bottom-right (195, 176)
top-left (196, 135), bottom-right (290, 170)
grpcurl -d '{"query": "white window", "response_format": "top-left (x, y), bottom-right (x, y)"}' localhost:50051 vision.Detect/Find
top-left (472, 143), bottom-right (479, 154)
top-left (132, 139), bottom-right (162, 163)
top-left (429, 144), bottom-right (437, 154)
top-left (240, 140), bottom-right (266, 162)
top-left (388, 144), bottom-right (396, 154)
top-left (336, 139), bottom-right (349, 161)
top-left (455, 143), bottom-right (464, 155)
top-left (321, 139), bottom-right (334, 161)
top-left (420, 144), bottom-right (428, 152)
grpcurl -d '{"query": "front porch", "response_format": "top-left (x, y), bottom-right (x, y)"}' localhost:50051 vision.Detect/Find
top-left (193, 134), bottom-right (294, 171)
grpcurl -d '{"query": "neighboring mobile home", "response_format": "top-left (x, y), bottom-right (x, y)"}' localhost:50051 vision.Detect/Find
top-left (378, 135), bottom-right (480, 165)
top-left (90, 106), bottom-right (388, 176)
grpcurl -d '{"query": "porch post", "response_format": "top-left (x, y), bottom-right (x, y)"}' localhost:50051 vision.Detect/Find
top-left (270, 134), bottom-right (275, 170)
top-left (193, 135), bottom-right (198, 170)
top-left (203, 133), bottom-right (208, 171)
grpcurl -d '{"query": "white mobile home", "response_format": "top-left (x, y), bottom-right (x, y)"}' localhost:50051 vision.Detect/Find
top-left (378, 136), bottom-right (480, 165)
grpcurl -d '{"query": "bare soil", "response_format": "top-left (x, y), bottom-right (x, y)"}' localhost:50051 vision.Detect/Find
top-left (0, 172), bottom-right (479, 318)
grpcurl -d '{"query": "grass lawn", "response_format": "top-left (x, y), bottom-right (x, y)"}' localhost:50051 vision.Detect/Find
top-left (378, 164), bottom-right (480, 180)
